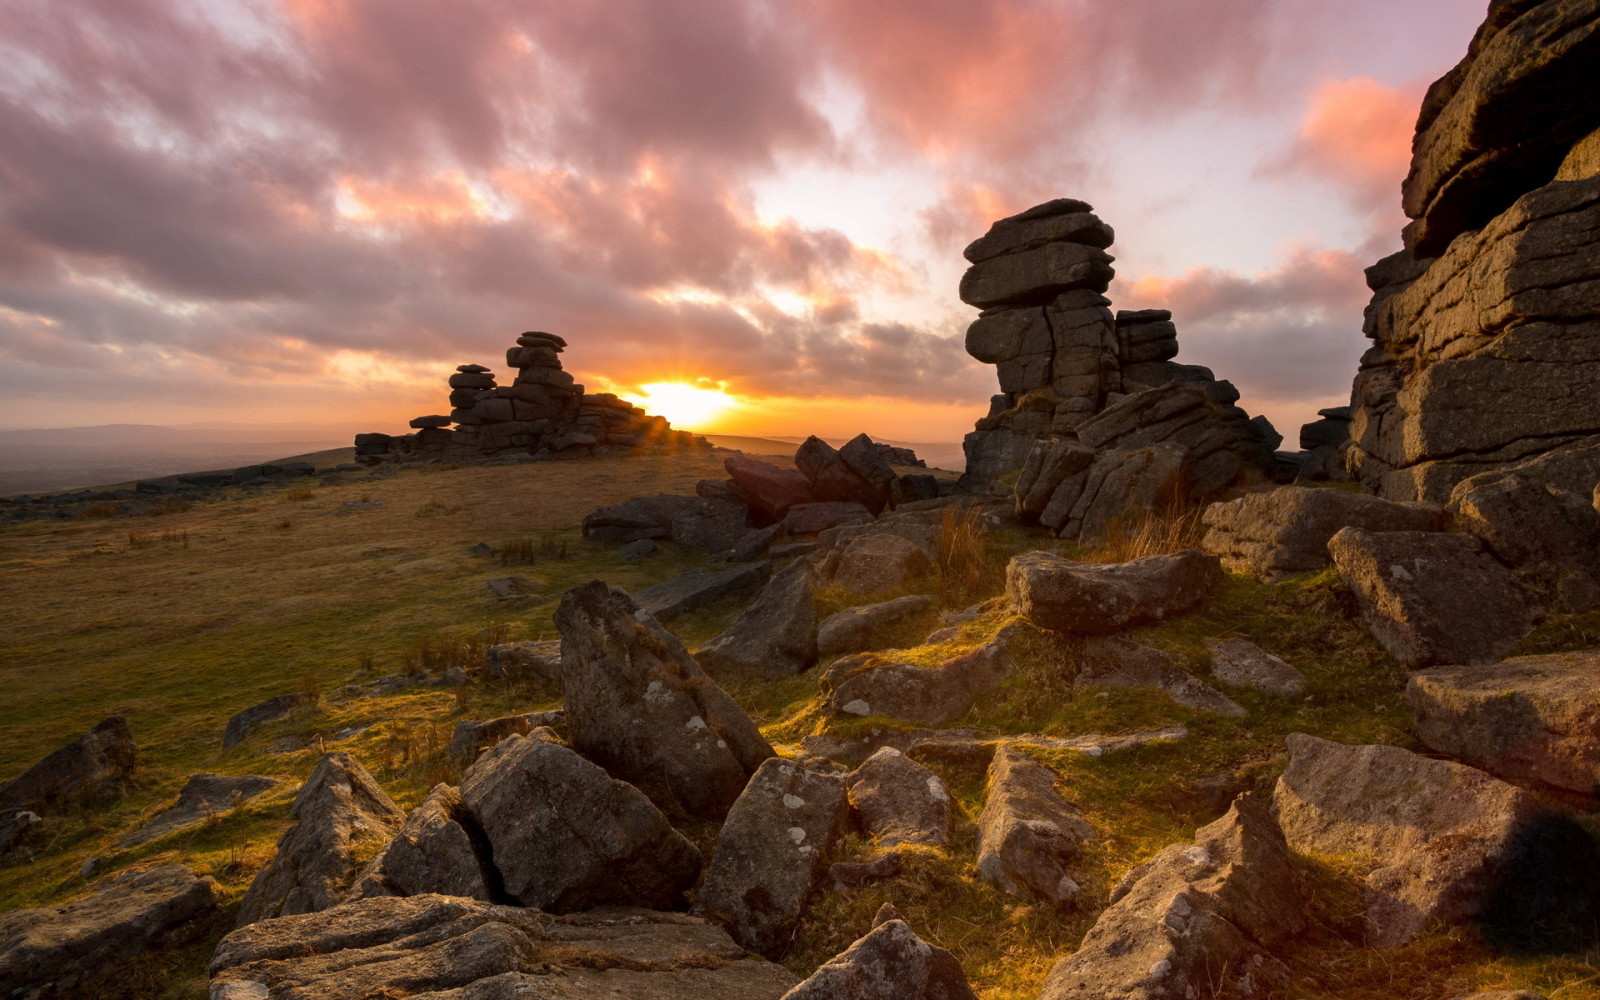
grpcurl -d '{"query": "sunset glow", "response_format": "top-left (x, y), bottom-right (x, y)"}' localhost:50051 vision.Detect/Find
top-left (624, 382), bottom-right (739, 431)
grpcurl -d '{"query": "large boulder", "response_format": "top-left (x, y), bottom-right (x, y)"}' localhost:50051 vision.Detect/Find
top-left (1274, 734), bottom-right (1558, 948)
top-left (235, 753), bottom-right (405, 927)
top-left (779, 905), bottom-right (977, 1000)
top-left (556, 581), bottom-right (773, 821)
top-left (826, 639), bottom-right (1011, 725)
top-left (829, 532), bottom-right (934, 595)
top-left (725, 454), bottom-right (818, 521)
top-left (446, 709), bottom-right (565, 764)
top-left (0, 717), bottom-right (137, 814)
top-left (0, 864), bottom-right (222, 1000)
top-left (1455, 474), bottom-right (1600, 606)
top-left (1039, 795), bottom-right (1304, 1000)
top-left (121, 773), bottom-right (284, 847)
top-left (458, 732), bottom-right (701, 912)
top-left (975, 746), bottom-right (1094, 906)
top-left (696, 559), bottom-right (818, 679)
top-left (1034, 443), bottom-right (1190, 543)
top-left (1200, 486), bottom-right (1449, 581)
top-left (1327, 527), bottom-right (1532, 668)
top-left (846, 747), bottom-right (954, 849)
top-left (1007, 550), bottom-right (1223, 635)
top-left (209, 895), bottom-right (800, 1000)
top-left (1407, 651), bottom-right (1600, 794)
top-left (816, 595), bottom-right (939, 658)
top-left (693, 757), bottom-right (849, 959)
top-left (347, 783), bottom-right (495, 902)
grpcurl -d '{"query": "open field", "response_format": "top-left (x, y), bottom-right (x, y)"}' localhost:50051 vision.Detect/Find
top-left (3, 452), bottom-right (1599, 999)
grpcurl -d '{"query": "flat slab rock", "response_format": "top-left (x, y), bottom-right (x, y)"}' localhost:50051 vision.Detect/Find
top-left (1206, 638), bottom-right (1305, 696)
top-left (633, 562), bottom-right (772, 621)
top-left (816, 595), bottom-right (938, 658)
top-left (826, 639), bottom-right (1012, 725)
top-left (1039, 795), bottom-right (1304, 1000)
top-left (121, 773), bottom-right (285, 847)
top-left (1077, 637), bottom-right (1246, 716)
top-left (695, 559), bottom-right (818, 679)
top-left (1200, 486), bottom-right (1447, 581)
top-left (1008, 550), bottom-right (1223, 635)
top-left (1407, 650), bottom-right (1600, 794)
top-left (224, 694), bottom-right (315, 749)
top-left (0, 864), bottom-right (222, 999)
top-left (208, 894), bottom-right (800, 1000)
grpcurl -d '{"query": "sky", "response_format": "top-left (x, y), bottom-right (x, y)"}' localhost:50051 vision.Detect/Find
top-left (0, 0), bottom-right (1488, 445)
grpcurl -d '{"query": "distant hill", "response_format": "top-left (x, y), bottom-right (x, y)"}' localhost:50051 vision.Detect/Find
top-left (721, 434), bottom-right (966, 472)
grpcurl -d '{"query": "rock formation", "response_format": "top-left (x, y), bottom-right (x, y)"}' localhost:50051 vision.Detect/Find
top-left (355, 330), bottom-right (707, 464)
top-left (1344, 1), bottom-right (1600, 500)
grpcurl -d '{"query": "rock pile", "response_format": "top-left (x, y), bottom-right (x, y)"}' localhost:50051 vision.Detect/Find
top-left (355, 330), bottom-right (706, 464)
top-left (957, 198), bottom-right (1280, 535)
top-left (1345, 0), bottom-right (1600, 501)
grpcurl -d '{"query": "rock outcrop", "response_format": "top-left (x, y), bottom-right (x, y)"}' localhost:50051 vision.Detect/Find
top-left (1007, 550), bottom-right (1223, 635)
top-left (223, 694), bottom-right (315, 749)
top-left (1206, 638), bottom-right (1306, 696)
top-left (1201, 486), bottom-right (1449, 581)
top-left (556, 581), bottom-right (773, 821)
top-left (1344, 1), bottom-right (1600, 500)
top-left (975, 747), bottom-right (1094, 906)
top-left (816, 594), bottom-right (939, 658)
top-left (0, 716), bottom-right (137, 815)
top-left (348, 783), bottom-right (496, 903)
top-left (695, 559), bottom-right (818, 678)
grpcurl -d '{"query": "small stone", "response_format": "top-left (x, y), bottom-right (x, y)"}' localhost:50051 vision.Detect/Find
top-left (1206, 638), bottom-right (1306, 695)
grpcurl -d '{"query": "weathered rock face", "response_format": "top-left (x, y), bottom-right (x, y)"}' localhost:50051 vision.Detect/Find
top-left (1345, 2), bottom-right (1600, 501)
top-left (1007, 550), bottom-right (1223, 635)
top-left (726, 454), bottom-right (820, 521)
top-left (826, 639), bottom-right (1012, 725)
top-left (780, 908), bottom-right (977, 1000)
top-left (0, 864), bottom-right (222, 1000)
top-left (1455, 474), bottom-right (1600, 605)
top-left (121, 773), bottom-right (283, 847)
top-left (693, 757), bottom-right (849, 959)
top-left (816, 594), bottom-right (939, 658)
top-left (209, 895), bottom-right (801, 1000)
top-left (634, 562), bottom-right (773, 622)
top-left (224, 694), bottom-right (315, 749)
top-left (235, 753), bottom-right (405, 927)
top-left (1327, 527), bottom-right (1531, 668)
top-left (458, 732), bottom-right (701, 912)
top-left (975, 747), bottom-right (1093, 906)
top-left (446, 709), bottom-right (565, 764)
top-left (0, 716), bottom-right (137, 814)
top-left (1076, 637), bottom-right (1246, 716)
top-left (1039, 794), bottom-right (1304, 1000)
top-left (1274, 734), bottom-right (1549, 948)
top-left (348, 783), bottom-right (496, 902)
top-left (556, 581), bottom-right (773, 821)
top-left (582, 493), bottom-right (751, 553)
top-left (1021, 441), bottom-right (1190, 543)
top-left (846, 747), bottom-right (954, 849)
top-left (829, 531), bottom-right (934, 595)
top-left (696, 559), bottom-right (818, 679)
top-left (1201, 486), bottom-right (1450, 581)
top-left (1408, 651), bottom-right (1600, 794)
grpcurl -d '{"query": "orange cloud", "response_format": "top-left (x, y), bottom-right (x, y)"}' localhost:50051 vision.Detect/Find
top-left (1273, 76), bottom-right (1420, 214)
top-left (335, 171), bottom-right (492, 225)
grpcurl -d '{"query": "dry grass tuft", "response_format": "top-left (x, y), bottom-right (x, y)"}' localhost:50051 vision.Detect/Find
top-left (500, 535), bottom-right (570, 565)
top-left (938, 506), bottom-right (997, 607)
top-left (1082, 504), bottom-right (1206, 564)
top-left (283, 489), bottom-right (315, 503)
top-left (414, 498), bottom-right (463, 517)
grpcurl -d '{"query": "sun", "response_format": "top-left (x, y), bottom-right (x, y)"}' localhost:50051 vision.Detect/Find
top-left (625, 381), bottom-right (737, 431)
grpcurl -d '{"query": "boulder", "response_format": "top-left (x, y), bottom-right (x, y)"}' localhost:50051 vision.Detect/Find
top-left (446, 709), bottom-right (565, 763)
top-left (783, 501), bottom-right (874, 535)
top-left (846, 747), bottom-right (953, 848)
top-left (693, 757), bottom-right (849, 959)
top-left (1407, 651), bottom-right (1600, 794)
top-left (1274, 734), bottom-right (1552, 948)
top-left (1201, 486), bottom-right (1450, 581)
top-left (347, 783), bottom-right (495, 902)
top-left (121, 773), bottom-right (284, 847)
top-left (1075, 381), bottom-right (1278, 497)
top-left (816, 595), bottom-right (939, 658)
top-left (725, 454), bottom-right (818, 521)
top-left (482, 639), bottom-right (562, 687)
top-left (633, 561), bottom-right (772, 621)
top-left (827, 639), bottom-right (1011, 725)
top-left (1007, 550), bottom-right (1223, 635)
top-left (779, 907), bottom-right (977, 1000)
top-left (209, 895), bottom-right (800, 1000)
top-left (1076, 637), bottom-right (1246, 716)
top-left (556, 581), bottom-right (774, 821)
top-left (830, 532), bottom-right (933, 595)
top-left (964, 199), bottom-right (1113, 261)
top-left (671, 497), bottom-right (753, 553)
top-left (975, 746), bottom-right (1094, 905)
top-left (580, 494), bottom-right (701, 543)
top-left (620, 537), bottom-right (657, 561)
top-left (838, 434), bottom-right (899, 512)
top-left (696, 559), bottom-right (818, 679)
top-left (1206, 638), bottom-right (1306, 696)
top-left (1038, 795), bottom-right (1304, 1000)
top-left (458, 732), bottom-right (700, 911)
top-left (1455, 474), bottom-right (1600, 598)
top-left (223, 693), bottom-right (316, 749)
top-left (235, 753), bottom-right (405, 927)
top-left (0, 864), bottom-right (222, 999)
top-left (1038, 443), bottom-right (1191, 543)
top-left (0, 716), bottom-right (138, 814)
top-left (1328, 527), bottom-right (1532, 668)
top-left (959, 240), bottom-right (1116, 310)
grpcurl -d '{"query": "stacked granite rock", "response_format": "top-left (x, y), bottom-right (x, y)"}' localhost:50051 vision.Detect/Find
top-left (1344, 0), bottom-right (1600, 501)
top-left (355, 331), bottom-right (702, 464)
top-left (958, 199), bottom-right (1280, 539)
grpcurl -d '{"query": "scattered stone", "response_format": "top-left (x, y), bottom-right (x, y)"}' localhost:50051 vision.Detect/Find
top-left (1328, 527), bottom-right (1532, 668)
top-left (830, 532), bottom-right (933, 595)
top-left (235, 752), bottom-right (405, 927)
top-left (779, 911), bottom-right (978, 1000)
top-left (1206, 638), bottom-right (1306, 696)
top-left (830, 851), bottom-right (904, 891)
top-left (223, 694), bottom-right (315, 750)
top-left (483, 639), bottom-right (562, 687)
top-left (1076, 637), bottom-right (1246, 716)
top-left (817, 594), bottom-right (939, 658)
top-left (696, 559), bottom-right (818, 679)
top-left (634, 561), bottom-right (772, 621)
top-left (557, 581), bottom-right (774, 821)
top-left (1407, 651), bottom-right (1600, 794)
top-left (0, 810), bottom-right (41, 857)
top-left (582, 494), bottom-right (701, 542)
top-left (846, 747), bottom-right (953, 848)
top-left (1201, 486), bottom-right (1449, 581)
top-left (1274, 734), bottom-right (1550, 948)
top-left (1008, 549), bottom-right (1223, 635)
top-left (446, 709), bottom-right (565, 764)
top-left (0, 716), bottom-right (138, 814)
top-left (827, 639), bottom-right (1012, 725)
top-left (347, 783), bottom-right (495, 903)
top-left (620, 537), bottom-right (656, 562)
top-left (208, 895), bottom-right (800, 1000)
top-left (121, 773), bottom-right (284, 847)
top-left (693, 757), bottom-right (849, 959)
top-left (976, 746), bottom-right (1094, 906)
top-left (1038, 794), bottom-right (1304, 1000)
top-left (460, 731), bottom-right (701, 912)
top-left (485, 575), bottom-right (537, 599)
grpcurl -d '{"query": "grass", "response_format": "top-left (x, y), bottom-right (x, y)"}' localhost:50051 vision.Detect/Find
top-left (3, 475), bottom-right (1598, 999)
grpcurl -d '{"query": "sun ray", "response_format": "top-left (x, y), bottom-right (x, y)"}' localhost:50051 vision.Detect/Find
top-left (624, 381), bottom-right (738, 431)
